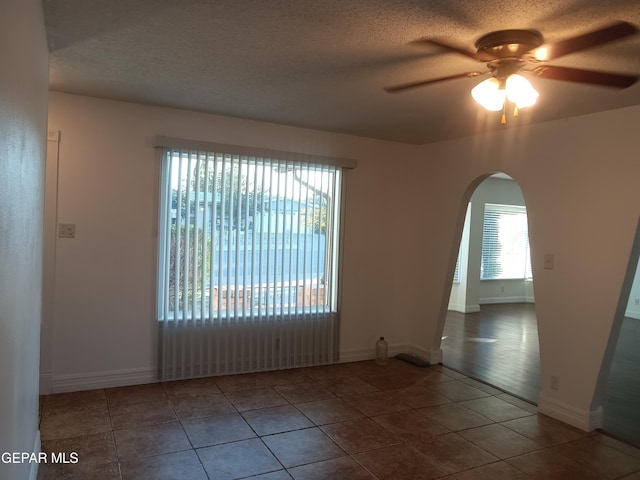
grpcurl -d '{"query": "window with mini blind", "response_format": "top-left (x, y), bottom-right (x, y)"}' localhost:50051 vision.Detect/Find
top-left (156, 140), bottom-right (347, 323)
top-left (481, 203), bottom-right (532, 280)
top-left (453, 255), bottom-right (461, 283)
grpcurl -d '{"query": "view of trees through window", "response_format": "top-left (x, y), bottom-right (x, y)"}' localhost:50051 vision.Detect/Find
top-left (158, 150), bottom-right (340, 321)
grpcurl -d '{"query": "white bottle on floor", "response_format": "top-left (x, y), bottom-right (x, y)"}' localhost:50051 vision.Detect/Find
top-left (375, 336), bottom-right (388, 366)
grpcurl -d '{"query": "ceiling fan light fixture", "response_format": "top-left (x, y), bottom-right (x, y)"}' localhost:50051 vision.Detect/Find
top-left (472, 74), bottom-right (539, 112)
top-left (471, 77), bottom-right (506, 111)
top-left (506, 74), bottom-right (539, 108)
top-left (533, 46), bottom-right (548, 61)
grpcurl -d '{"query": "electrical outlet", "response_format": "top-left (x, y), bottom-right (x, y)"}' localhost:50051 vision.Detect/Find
top-left (58, 223), bottom-right (76, 238)
top-left (550, 375), bottom-right (560, 391)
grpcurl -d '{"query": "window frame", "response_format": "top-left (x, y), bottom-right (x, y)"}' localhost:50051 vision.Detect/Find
top-left (155, 138), bottom-right (353, 323)
top-left (480, 203), bottom-right (532, 281)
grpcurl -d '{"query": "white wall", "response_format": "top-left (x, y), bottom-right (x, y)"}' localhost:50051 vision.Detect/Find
top-left (43, 92), bottom-right (419, 392)
top-left (44, 92), bottom-right (640, 433)
top-left (402, 104), bottom-right (640, 430)
top-left (448, 205), bottom-right (472, 312)
top-left (0, 1), bottom-right (48, 479)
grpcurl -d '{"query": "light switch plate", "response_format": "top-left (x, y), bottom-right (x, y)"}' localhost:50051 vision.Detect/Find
top-left (544, 254), bottom-right (554, 270)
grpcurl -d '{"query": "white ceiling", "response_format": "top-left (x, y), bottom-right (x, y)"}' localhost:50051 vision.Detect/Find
top-left (43, 0), bottom-right (640, 145)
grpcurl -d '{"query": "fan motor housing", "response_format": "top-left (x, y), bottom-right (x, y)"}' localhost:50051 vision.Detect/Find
top-left (475, 29), bottom-right (544, 59)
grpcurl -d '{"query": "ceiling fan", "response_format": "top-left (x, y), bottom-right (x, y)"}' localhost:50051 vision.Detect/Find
top-left (384, 21), bottom-right (639, 122)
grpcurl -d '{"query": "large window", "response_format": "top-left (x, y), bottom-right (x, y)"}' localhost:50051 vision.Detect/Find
top-left (157, 146), bottom-right (342, 322)
top-left (481, 203), bottom-right (532, 280)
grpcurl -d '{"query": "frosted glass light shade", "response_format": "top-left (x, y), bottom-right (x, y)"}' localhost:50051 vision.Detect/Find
top-left (506, 74), bottom-right (539, 108)
top-left (471, 77), bottom-right (506, 111)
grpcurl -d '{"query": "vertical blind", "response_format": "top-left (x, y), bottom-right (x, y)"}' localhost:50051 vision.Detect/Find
top-left (481, 203), bottom-right (532, 280)
top-left (158, 149), bottom-right (341, 322)
top-left (156, 139), bottom-right (351, 379)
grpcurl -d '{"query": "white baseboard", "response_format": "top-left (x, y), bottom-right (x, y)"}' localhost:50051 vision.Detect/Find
top-left (50, 367), bottom-right (159, 393)
top-left (338, 347), bottom-right (375, 363)
top-left (449, 299), bottom-right (535, 312)
top-left (29, 430), bottom-right (40, 480)
top-left (339, 345), bottom-right (408, 363)
top-left (480, 296), bottom-right (534, 304)
top-left (423, 346), bottom-right (442, 364)
top-left (46, 345), bottom-right (443, 393)
top-left (339, 344), bottom-right (441, 365)
top-left (625, 309), bottom-right (640, 320)
top-left (537, 392), bottom-right (603, 432)
top-left (447, 303), bottom-right (481, 313)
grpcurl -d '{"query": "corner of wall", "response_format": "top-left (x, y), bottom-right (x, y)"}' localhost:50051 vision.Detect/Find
top-left (447, 304), bottom-right (481, 314)
top-left (537, 392), bottom-right (603, 432)
top-left (406, 344), bottom-right (442, 364)
top-left (39, 373), bottom-right (52, 395)
top-left (339, 343), bottom-right (441, 365)
top-left (28, 430), bottom-right (41, 480)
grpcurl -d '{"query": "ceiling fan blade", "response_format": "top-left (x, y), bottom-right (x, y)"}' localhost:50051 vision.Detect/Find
top-left (541, 21), bottom-right (638, 61)
top-left (535, 65), bottom-right (638, 89)
top-left (410, 38), bottom-right (495, 62)
top-left (384, 71), bottom-right (484, 93)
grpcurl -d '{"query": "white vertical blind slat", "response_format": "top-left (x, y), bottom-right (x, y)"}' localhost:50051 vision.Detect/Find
top-left (158, 146), bottom-right (343, 380)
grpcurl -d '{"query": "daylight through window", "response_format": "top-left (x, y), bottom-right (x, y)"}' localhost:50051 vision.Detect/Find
top-left (481, 203), bottom-right (532, 280)
top-left (157, 148), bottom-right (342, 321)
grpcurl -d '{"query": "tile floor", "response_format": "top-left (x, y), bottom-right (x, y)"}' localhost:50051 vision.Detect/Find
top-left (38, 359), bottom-right (640, 480)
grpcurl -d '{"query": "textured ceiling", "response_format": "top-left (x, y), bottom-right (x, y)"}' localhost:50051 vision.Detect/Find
top-left (44, 0), bottom-right (640, 144)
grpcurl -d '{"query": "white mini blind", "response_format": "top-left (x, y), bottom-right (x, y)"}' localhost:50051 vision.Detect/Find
top-left (481, 203), bottom-right (532, 280)
top-left (453, 255), bottom-right (461, 283)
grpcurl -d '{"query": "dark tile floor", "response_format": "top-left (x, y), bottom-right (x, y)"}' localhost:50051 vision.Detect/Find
top-left (38, 359), bottom-right (640, 479)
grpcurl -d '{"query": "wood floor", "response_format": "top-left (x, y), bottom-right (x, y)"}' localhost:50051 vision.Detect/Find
top-left (442, 303), bottom-right (541, 403)
top-left (442, 303), bottom-right (640, 447)
top-left (601, 314), bottom-right (640, 447)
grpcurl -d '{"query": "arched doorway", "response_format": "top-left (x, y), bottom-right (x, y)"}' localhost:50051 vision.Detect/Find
top-left (441, 173), bottom-right (540, 403)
